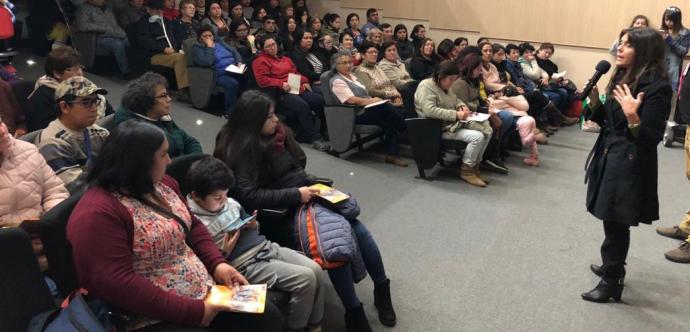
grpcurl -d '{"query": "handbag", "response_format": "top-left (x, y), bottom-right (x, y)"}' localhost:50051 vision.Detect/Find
top-left (27, 290), bottom-right (113, 332)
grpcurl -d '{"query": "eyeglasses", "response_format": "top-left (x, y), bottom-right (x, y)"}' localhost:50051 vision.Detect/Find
top-left (154, 92), bottom-right (171, 100)
top-left (337, 60), bottom-right (352, 65)
top-left (365, 49), bottom-right (378, 54)
top-left (68, 97), bottom-right (102, 108)
top-left (64, 65), bottom-right (85, 72)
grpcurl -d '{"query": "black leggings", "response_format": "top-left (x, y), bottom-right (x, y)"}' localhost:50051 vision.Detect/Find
top-left (134, 300), bottom-right (284, 332)
top-left (600, 220), bottom-right (630, 280)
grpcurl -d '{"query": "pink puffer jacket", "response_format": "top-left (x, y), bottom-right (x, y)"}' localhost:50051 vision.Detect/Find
top-left (0, 137), bottom-right (69, 226)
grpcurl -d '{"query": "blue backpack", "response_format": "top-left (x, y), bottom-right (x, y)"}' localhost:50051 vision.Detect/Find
top-left (26, 290), bottom-right (113, 332)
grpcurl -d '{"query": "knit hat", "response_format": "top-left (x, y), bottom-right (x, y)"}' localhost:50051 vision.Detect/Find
top-left (54, 76), bottom-right (107, 101)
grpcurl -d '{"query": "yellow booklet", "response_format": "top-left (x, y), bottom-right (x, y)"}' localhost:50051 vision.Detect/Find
top-left (309, 183), bottom-right (350, 204)
top-left (206, 284), bottom-right (267, 313)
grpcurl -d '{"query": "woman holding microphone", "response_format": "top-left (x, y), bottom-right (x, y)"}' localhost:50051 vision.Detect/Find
top-left (583, 27), bottom-right (671, 303)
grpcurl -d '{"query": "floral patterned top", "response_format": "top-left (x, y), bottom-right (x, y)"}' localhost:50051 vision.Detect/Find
top-left (115, 183), bottom-right (214, 302)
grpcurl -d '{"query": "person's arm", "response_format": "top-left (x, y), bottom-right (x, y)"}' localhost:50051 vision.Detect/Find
top-left (666, 32), bottom-right (690, 57)
top-left (251, 56), bottom-right (285, 89)
top-left (38, 141), bottom-right (83, 191)
top-left (286, 58), bottom-right (310, 86)
top-left (415, 82), bottom-right (459, 121)
top-left (409, 57), bottom-right (427, 81)
top-left (37, 148), bottom-right (69, 212)
top-left (451, 80), bottom-right (478, 112)
top-left (67, 191), bottom-right (206, 325)
top-left (482, 65), bottom-right (506, 92)
top-left (520, 60), bottom-right (541, 81)
top-left (191, 44), bottom-right (216, 67)
top-left (232, 162), bottom-right (302, 209)
top-left (288, 51), bottom-right (320, 82)
top-left (353, 69), bottom-right (387, 98)
top-left (76, 6), bottom-right (106, 34)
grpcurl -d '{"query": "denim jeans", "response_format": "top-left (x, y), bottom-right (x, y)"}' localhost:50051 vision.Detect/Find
top-left (97, 36), bottom-right (129, 74)
top-left (216, 74), bottom-right (240, 116)
top-left (327, 219), bottom-right (387, 309)
top-left (355, 103), bottom-right (405, 156)
top-left (442, 128), bottom-right (491, 167)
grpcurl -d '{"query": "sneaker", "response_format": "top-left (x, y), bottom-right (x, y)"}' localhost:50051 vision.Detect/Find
top-left (311, 139), bottom-right (331, 152)
top-left (582, 120), bottom-right (601, 133)
top-left (656, 225), bottom-right (690, 240)
top-left (664, 241), bottom-right (690, 263)
top-left (480, 160), bottom-right (509, 174)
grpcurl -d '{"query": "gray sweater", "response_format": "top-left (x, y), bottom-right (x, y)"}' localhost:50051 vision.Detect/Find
top-left (76, 3), bottom-right (126, 39)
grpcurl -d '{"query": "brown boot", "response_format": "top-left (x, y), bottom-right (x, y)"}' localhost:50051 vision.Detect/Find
top-left (460, 164), bottom-right (486, 187)
top-left (664, 241), bottom-right (690, 263)
top-left (385, 155), bottom-right (408, 167)
top-left (473, 165), bottom-right (490, 184)
top-left (656, 225), bottom-right (690, 240)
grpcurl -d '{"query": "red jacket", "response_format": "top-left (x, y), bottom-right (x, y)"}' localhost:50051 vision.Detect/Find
top-left (252, 52), bottom-right (309, 94)
top-left (67, 176), bottom-right (226, 326)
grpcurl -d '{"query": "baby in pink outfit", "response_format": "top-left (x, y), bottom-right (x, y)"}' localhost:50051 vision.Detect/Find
top-left (488, 94), bottom-right (543, 166)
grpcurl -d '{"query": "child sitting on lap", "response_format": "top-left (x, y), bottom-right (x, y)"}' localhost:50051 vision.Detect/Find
top-left (186, 157), bottom-right (325, 332)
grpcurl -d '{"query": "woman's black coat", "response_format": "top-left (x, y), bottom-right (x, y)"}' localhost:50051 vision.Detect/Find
top-left (585, 72), bottom-right (672, 226)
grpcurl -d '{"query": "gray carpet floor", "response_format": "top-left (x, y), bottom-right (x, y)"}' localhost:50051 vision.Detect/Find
top-left (14, 54), bottom-right (689, 331)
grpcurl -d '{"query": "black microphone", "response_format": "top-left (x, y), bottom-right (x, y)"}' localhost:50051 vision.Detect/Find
top-left (579, 60), bottom-right (612, 101)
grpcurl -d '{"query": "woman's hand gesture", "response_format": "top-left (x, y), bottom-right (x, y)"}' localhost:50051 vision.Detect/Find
top-left (613, 84), bottom-right (644, 118)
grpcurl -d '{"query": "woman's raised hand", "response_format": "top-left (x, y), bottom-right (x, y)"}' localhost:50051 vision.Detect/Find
top-left (613, 84), bottom-right (644, 118)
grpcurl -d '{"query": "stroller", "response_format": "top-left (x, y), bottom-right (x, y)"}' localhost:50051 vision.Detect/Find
top-left (664, 63), bottom-right (690, 147)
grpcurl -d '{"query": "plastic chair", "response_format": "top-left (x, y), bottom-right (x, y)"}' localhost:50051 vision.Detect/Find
top-left (18, 129), bottom-right (41, 144)
top-left (405, 117), bottom-right (467, 179)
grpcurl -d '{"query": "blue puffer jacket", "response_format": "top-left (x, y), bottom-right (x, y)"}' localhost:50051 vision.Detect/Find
top-left (191, 38), bottom-right (244, 78)
top-left (294, 198), bottom-right (367, 282)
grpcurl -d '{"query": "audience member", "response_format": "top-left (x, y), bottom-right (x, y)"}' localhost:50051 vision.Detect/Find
top-left (67, 120), bottom-right (283, 331)
top-left (228, 0), bottom-right (251, 27)
top-left (289, 30), bottom-right (327, 86)
top-left (265, 0), bottom-right (281, 21)
top-left (173, 0), bottom-right (201, 42)
top-left (355, 41), bottom-right (404, 107)
top-left (0, 79), bottom-right (25, 135)
top-left (219, 0), bottom-right (230, 17)
top-left (195, 0), bottom-right (206, 18)
top-left (410, 37), bottom-right (439, 80)
top-left (437, 38), bottom-right (458, 61)
top-left (295, 7), bottom-right (309, 31)
top-left (380, 23), bottom-right (393, 42)
top-left (115, 72), bottom-right (202, 158)
top-left (186, 156), bottom-right (325, 332)
top-left (454, 37), bottom-right (468, 53)
top-left (308, 16), bottom-right (322, 41)
top-left (117, 0), bottom-right (146, 30)
top-left (489, 87), bottom-right (541, 166)
top-left (661, 6), bottom-right (690, 92)
top-left (226, 19), bottom-right (253, 61)
top-left (251, 5), bottom-right (267, 30)
top-left (36, 76), bottom-right (110, 193)
top-left (394, 24), bottom-right (413, 60)
top-left (255, 15), bottom-right (280, 45)
top-left (75, 0), bottom-right (130, 76)
top-left (202, 0), bottom-right (231, 37)
top-left (361, 8), bottom-right (379, 36)
top-left (536, 42), bottom-right (578, 111)
top-left (330, 51), bottom-right (407, 167)
top-left (252, 36), bottom-right (330, 151)
top-left (378, 41), bottom-right (414, 90)
top-left (292, 0), bottom-right (307, 11)
top-left (162, 0), bottom-right (179, 20)
top-left (26, 47), bottom-right (113, 132)
top-left (322, 12), bottom-right (341, 46)
top-left (214, 90), bottom-right (397, 332)
top-left (344, 13), bottom-right (364, 47)
top-left (477, 37), bottom-right (490, 45)
top-left (338, 32), bottom-right (362, 66)
top-left (241, 0), bottom-right (253, 18)
top-left (518, 42), bottom-right (571, 113)
top-left (192, 26), bottom-right (245, 117)
top-left (415, 60), bottom-right (492, 187)
top-left (132, 0), bottom-right (192, 103)
top-left (609, 15), bottom-right (649, 55)
top-left (278, 4), bottom-right (294, 28)
top-left (279, 16), bottom-right (299, 52)
top-left (410, 24), bottom-right (426, 54)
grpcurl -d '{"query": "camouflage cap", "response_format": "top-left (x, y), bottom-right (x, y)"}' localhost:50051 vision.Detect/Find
top-left (54, 76), bottom-right (107, 101)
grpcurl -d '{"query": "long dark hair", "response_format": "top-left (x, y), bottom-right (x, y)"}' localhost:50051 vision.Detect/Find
top-left (214, 90), bottom-right (276, 179)
top-left (346, 13), bottom-right (359, 30)
top-left (606, 27), bottom-right (668, 95)
top-left (294, 29), bottom-right (312, 52)
top-left (411, 24), bottom-right (425, 40)
top-left (394, 24), bottom-right (407, 41)
top-left (416, 37), bottom-right (436, 58)
top-left (437, 38), bottom-right (455, 60)
top-left (661, 6), bottom-right (683, 32)
top-left (433, 60), bottom-right (460, 85)
top-left (88, 120), bottom-right (166, 198)
top-left (458, 53), bottom-right (482, 87)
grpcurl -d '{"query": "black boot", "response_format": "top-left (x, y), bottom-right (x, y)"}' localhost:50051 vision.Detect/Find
top-left (543, 102), bottom-right (564, 126)
top-left (581, 278), bottom-right (624, 303)
top-left (374, 279), bottom-right (397, 327)
top-left (344, 304), bottom-right (372, 332)
top-left (589, 264), bottom-right (626, 279)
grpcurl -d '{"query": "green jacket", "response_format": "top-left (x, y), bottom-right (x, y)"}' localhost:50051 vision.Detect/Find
top-left (113, 106), bottom-right (202, 158)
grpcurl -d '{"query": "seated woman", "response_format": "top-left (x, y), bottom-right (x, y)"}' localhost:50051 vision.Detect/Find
top-left (252, 35), bottom-right (330, 151)
top-left (330, 51), bottom-right (407, 167)
top-left (343, 13), bottom-right (364, 47)
top-left (365, 28), bottom-right (383, 60)
top-left (67, 120), bottom-right (283, 331)
top-left (487, 87), bottom-right (541, 166)
top-left (295, 7), bottom-right (309, 31)
top-left (0, 79), bottom-right (25, 136)
top-left (75, 0), bottom-right (130, 76)
top-left (322, 13), bottom-right (341, 46)
top-left (228, 0), bottom-right (251, 28)
top-left (0, 118), bottom-right (68, 272)
top-left (535, 43), bottom-right (576, 111)
top-left (338, 32), bottom-right (362, 66)
top-left (415, 60), bottom-right (492, 187)
top-left (518, 42), bottom-right (570, 115)
top-left (437, 38), bottom-right (458, 61)
top-left (279, 16), bottom-right (299, 53)
top-left (225, 19), bottom-right (254, 61)
top-left (192, 26), bottom-right (245, 117)
top-left (201, 0), bottom-right (231, 38)
top-left (288, 30), bottom-right (327, 88)
top-left (410, 24), bottom-right (426, 54)
top-left (354, 41), bottom-right (404, 107)
top-left (409, 37), bottom-right (439, 80)
top-left (314, 34), bottom-right (337, 68)
top-left (454, 37), bottom-right (468, 53)
top-left (186, 156), bottom-right (324, 332)
top-left (173, 0), bottom-right (201, 42)
top-left (214, 90), bottom-right (397, 332)
top-left (251, 5), bottom-right (267, 31)
top-left (478, 41), bottom-right (519, 145)
top-left (308, 16), bottom-right (323, 42)
top-left (394, 24), bottom-right (413, 60)
top-left (114, 72), bottom-right (202, 158)
top-left (377, 41), bottom-right (414, 90)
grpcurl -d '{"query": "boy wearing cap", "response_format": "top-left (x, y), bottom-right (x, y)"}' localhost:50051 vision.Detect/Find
top-left (36, 76), bottom-right (110, 194)
top-left (131, 0), bottom-right (192, 103)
